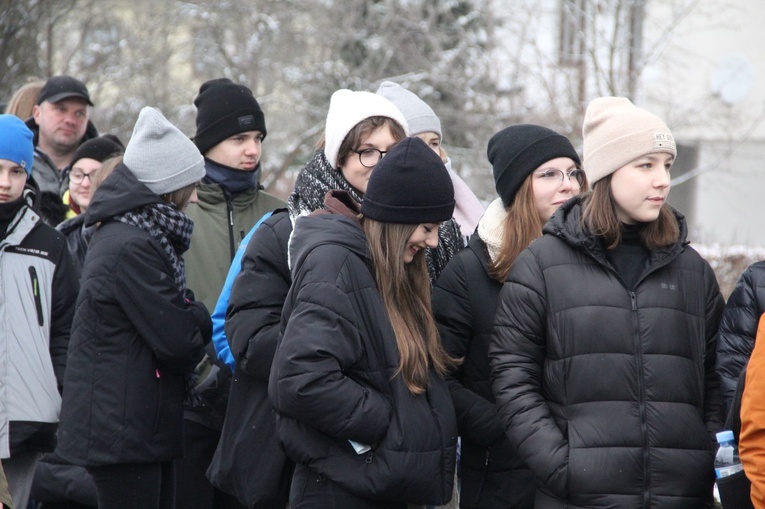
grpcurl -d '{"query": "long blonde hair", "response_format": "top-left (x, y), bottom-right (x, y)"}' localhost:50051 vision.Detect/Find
top-left (363, 218), bottom-right (452, 394)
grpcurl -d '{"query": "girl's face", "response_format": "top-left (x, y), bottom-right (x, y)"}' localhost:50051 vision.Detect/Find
top-left (415, 132), bottom-right (441, 156)
top-left (531, 157), bottom-right (583, 223)
top-left (610, 152), bottom-right (673, 224)
top-left (404, 223), bottom-right (440, 264)
top-left (340, 124), bottom-right (397, 195)
top-left (69, 157), bottom-right (101, 211)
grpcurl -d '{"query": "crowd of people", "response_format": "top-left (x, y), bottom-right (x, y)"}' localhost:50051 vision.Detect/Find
top-left (0, 73), bottom-right (762, 509)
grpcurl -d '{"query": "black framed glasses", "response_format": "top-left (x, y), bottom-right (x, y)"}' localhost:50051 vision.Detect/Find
top-left (533, 168), bottom-right (586, 187)
top-left (355, 148), bottom-right (389, 168)
top-left (69, 170), bottom-right (96, 184)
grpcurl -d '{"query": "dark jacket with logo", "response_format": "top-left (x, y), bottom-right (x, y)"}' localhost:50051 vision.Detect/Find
top-left (432, 231), bottom-right (535, 508)
top-left (490, 197), bottom-right (724, 508)
top-left (56, 164), bottom-right (211, 467)
top-left (269, 191), bottom-right (457, 506)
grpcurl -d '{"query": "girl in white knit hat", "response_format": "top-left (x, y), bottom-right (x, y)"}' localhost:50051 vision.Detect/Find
top-left (490, 97), bottom-right (724, 508)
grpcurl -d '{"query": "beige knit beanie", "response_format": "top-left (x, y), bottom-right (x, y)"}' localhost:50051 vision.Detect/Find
top-left (582, 97), bottom-right (676, 185)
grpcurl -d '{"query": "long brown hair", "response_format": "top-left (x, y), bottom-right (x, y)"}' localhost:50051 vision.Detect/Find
top-left (581, 176), bottom-right (679, 250)
top-left (487, 177), bottom-right (543, 282)
top-left (363, 218), bottom-right (453, 394)
top-left (336, 116), bottom-right (407, 169)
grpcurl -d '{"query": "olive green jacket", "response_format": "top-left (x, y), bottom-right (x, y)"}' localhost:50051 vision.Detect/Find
top-left (185, 183), bottom-right (285, 312)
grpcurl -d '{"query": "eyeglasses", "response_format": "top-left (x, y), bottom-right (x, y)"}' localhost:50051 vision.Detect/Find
top-left (533, 168), bottom-right (586, 187)
top-left (354, 148), bottom-right (389, 168)
top-left (69, 170), bottom-right (96, 184)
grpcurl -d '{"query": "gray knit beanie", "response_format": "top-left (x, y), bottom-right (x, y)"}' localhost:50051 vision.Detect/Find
top-left (375, 81), bottom-right (442, 139)
top-left (123, 107), bottom-right (205, 195)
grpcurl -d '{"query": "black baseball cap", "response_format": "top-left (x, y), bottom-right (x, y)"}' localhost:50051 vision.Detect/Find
top-left (36, 75), bottom-right (94, 106)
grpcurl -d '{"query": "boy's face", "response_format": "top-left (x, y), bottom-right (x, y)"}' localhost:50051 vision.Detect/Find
top-left (0, 159), bottom-right (28, 203)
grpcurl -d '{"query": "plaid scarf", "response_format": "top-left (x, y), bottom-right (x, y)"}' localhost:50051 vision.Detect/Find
top-left (113, 202), bottom-right (193, 291)
top-left (287, 150), bottom-right (363, 225)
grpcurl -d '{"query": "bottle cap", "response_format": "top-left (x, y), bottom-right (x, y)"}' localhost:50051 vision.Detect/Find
top-left (716, 430), bottom-right (735, 443)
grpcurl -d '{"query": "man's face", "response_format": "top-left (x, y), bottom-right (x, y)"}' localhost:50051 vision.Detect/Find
top-left (205, 131), bottom-right (263, 171)
top-left (32, 98), bottom-right (89, 155)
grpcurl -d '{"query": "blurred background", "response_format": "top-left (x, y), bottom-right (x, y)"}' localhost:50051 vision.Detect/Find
top-left (1, 0), bottom-right (762, 293)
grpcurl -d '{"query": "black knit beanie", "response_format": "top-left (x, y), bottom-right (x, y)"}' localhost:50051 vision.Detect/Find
top-left (487, 124), bottom-right (581, 207)
top-left (361, 137), bottom-right (455, 224)
top-left (193, 78), bottom-right (266, 156)
top-left (70, 135), bottom-right (124, 166)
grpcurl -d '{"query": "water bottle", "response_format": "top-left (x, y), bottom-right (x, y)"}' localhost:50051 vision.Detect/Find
top-left (715, 430), bottom-right (744, 479)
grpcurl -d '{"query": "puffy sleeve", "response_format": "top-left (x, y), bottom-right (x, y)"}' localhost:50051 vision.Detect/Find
top-left (489, 247), bottom-right (568, 498)
top-left (270, 253), bottom-right (392, 446)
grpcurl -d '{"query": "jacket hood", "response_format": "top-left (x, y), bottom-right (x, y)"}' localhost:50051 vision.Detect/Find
top-left (544, 194), bottom-right (689, 265)
top-left (84, 163), bottom-right (162, 226)
top-left (288, 190), bottom-right (367, 277)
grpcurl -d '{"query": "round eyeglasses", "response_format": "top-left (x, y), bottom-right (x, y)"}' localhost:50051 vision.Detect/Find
top-left (533, 168), bottom-right (586, 187)
top-left (69, 170), bottom-right (96, 184)
top-left (354, 148), bottom-right (389, 168)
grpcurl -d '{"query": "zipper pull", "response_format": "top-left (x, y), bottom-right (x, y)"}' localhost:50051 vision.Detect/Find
top-left (365, 450), bottom-right (375, 464)
top-left (156, 369), bottom-right (161, 379)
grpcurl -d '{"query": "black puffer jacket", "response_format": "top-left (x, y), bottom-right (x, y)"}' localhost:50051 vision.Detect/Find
top-left (57, 164), bottom-right (211, 467)
top-left (490, 197), bottom-right (724, 509)
top-left (716, 261), bottom-right (765, 414)
top-left (207, 209), bottom-right (294, 508)
top-left (432, 232), bottom-right (535, 508)
top-left (269, 191), bottom-right (457, 506)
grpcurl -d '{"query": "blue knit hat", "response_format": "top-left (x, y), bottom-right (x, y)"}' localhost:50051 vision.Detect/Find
top-left (0, 114), bottom-right (34, 177)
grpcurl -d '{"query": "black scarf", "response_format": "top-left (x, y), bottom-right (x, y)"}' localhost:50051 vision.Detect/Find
top-left (0, 198), bottom-right (26, 238)
top-left (113, 202), bottom-right (194, 291)
top-left (203, 158), bottom-right (261, 199)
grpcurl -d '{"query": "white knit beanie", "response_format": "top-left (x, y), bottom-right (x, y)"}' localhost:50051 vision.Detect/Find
top-left (323, 89), bottom-right (409, 169)
top-left (124, 107), bottom-right (206, 195)
top-left (375, 81), bottom-right (441, 139)
top-left (582, 97), bottom-right (676, 185)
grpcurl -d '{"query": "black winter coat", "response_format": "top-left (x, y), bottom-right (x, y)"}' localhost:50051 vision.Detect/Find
top-left (716, 261), bottom-right (765, 414)
top-left (490, 198), bottom-right (724, 509)
top-left (207, 209), bottom-right (294, 508)
top-left (269, 191), bottom-right (457, 506)
top-left (432, 232), bottom-right (535, 508)
top-left (57, 164), bottom-right (211, 467)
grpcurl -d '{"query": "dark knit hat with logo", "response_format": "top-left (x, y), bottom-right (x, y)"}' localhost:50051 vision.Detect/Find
top-left (70, 135), bottom-right (124, 167)
top-left (487, 124), bottom-right (581, 207)
top-left (361, 137), bottom-right (454, 224)
top-left (193, 78), bottom-right (266, 156)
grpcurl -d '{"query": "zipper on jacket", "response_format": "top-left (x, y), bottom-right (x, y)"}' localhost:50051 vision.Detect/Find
top-left (226, 200), bottom-right (236, 261)
top-left (365, 450), bottom-right (375, 464)
top-left (630, 291), bottom-right (651, 507)
top-left (29, 266), bottom-right (44, 326)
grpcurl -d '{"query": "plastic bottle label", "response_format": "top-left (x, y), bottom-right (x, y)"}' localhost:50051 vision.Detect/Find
top-left (715, 464), bottom-right (744, 478)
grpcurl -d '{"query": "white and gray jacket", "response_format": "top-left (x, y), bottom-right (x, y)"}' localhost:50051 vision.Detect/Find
top-left (0, 199), bottom-right (78, 458)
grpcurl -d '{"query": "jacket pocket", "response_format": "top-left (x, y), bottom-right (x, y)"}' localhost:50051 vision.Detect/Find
top-left (29, 266), bottom-right (44, 326)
